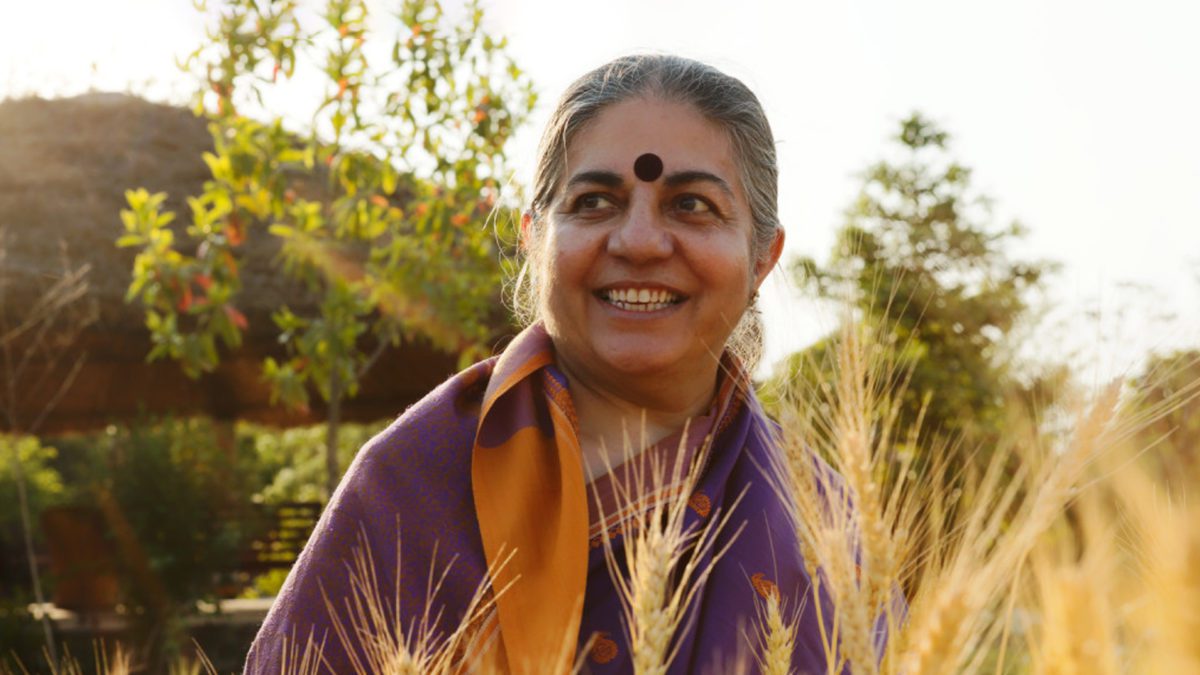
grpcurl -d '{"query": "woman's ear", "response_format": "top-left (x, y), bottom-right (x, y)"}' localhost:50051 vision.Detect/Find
top-left (754, 227), bottom-right (786, 288)
top-left (520, 211), bottom-right (534, 253)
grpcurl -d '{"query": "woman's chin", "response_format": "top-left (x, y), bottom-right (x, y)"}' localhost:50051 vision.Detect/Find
top-left (594, 341), bottom-right (715, 381)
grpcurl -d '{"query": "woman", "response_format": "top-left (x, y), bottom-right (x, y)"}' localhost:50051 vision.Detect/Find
top-left (246, 54), bottom-right (830, 674)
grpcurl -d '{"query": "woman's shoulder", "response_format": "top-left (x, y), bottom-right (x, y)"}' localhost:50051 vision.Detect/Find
top-left (245, 359), bottom-right (500, 674)
top-left (398, 356), bottom-right (497, 427)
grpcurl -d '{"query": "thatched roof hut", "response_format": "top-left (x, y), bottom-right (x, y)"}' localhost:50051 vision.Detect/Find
top-left (0, 93), bottom-right (461, 434)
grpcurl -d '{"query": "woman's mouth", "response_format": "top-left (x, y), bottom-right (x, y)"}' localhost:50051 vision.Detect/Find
top-left (596, 287), bottom-right (685, 313)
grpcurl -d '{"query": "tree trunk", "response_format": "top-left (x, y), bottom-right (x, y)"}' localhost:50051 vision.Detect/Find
top-left (325, 369), bottom-right (343, 500)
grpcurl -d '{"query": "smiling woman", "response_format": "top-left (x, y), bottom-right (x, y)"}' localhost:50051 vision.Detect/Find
top-left (531, 95), bottom-right (783, 481)
top-left (246, 55), bottom-right (833, 674)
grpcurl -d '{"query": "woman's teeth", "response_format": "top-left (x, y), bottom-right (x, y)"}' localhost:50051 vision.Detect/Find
top-left (602, 288), bottom-right (680, 312)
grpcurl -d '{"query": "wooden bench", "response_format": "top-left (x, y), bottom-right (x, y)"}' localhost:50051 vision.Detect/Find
top-left (237, 501), bottom-right (323, 574)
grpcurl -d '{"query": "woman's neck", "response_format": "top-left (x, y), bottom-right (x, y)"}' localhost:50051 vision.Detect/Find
top-left (557, 361), bottom-right (719, 482)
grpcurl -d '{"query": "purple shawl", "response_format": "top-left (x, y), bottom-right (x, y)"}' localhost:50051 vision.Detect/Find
top-left (245, 324), bottom-right (833, 673)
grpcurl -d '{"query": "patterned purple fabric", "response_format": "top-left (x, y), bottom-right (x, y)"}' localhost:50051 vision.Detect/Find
top-left (244, 325), bottom-right (835, 673)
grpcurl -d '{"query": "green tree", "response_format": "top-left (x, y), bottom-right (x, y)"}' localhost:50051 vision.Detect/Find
top-left (119, 0), bottom-right (534, 496)
top-left (777, 113), bottom-right (1057, 454)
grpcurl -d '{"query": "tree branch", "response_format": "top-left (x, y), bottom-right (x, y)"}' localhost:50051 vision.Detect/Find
top-left (355, 333), bottom-right (392, 381)
top-left (28, 352), bottom-right (88, 435)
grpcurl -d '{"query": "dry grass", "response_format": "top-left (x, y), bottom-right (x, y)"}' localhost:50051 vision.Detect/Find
top-left (277, 629), bottom-right (326, 675)
top-left (311, 522), bottom-right (512, 675)
top-left (1022, 380), bottom-right (1200, 675)
top-left (1, 642), bottom-right (217, 675)
top-left (758, 312), bottom-right (1190, 667)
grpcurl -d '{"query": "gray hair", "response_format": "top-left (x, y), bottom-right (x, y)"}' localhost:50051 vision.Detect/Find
top-left (513, 54), bottom-right (780, 371)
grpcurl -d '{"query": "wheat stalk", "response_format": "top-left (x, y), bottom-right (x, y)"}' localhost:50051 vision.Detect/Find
top-left (594, 418), bottom-right (746, 675)
top-left (767, 311), bottom-right (1138, 675)
top-left (278, 629), bottom-right (326, 675)
top-left (1035, 379), bottom-right (1200, 675)
top-left (768, 320), bottom-right (924, 674)
top-left (755, 588), bottom-right (797, 675)
top-left (1027, 506), bottom-right (1121, 675)
top-left (306, 519), bottom-right (512, 675)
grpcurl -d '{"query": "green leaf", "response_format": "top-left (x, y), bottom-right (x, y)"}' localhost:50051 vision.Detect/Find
top-left (382, 167), bottom-right (397, 195)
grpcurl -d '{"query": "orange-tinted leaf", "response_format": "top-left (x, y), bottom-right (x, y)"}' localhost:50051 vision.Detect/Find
top-left (177, 285), bottom-right (194, 312)
top-left (225, 222), bottom-right (245, 247)
top-left (222, 251), bottom-right (239, 280)
top-left (224, 305), bottom-right (248, 330)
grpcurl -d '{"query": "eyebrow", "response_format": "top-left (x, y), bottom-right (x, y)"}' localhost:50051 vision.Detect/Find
top-left (663, 170), bottom-right (735, 199)
top-left (564, 170), bottom-right (624, 191)
top-left (563, 168), bottom-right (735, 198)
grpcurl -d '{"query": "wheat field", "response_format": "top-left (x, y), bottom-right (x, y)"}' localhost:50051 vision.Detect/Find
top-left (16, 322), bottom-right (1198, 675)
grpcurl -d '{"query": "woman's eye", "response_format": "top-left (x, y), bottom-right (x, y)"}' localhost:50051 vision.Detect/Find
top-left (576, 194), bottom-right (616, 211)
top-left (676, 195), bottom-right (712, 214)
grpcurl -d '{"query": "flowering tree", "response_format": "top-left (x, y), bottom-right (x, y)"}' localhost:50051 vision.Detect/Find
top-left (120, 0), bottom-right (534, 496)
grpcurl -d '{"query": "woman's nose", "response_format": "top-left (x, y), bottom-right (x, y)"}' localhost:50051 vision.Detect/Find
top-left (607, 197), bottom-right (672, 262)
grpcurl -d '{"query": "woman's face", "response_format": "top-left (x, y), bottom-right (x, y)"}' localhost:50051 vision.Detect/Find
top-left (532, 97), bottom-right (783, 388)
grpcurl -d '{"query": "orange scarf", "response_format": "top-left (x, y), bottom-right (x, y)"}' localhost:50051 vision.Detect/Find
top-left (471, 324), bottom-right (589, 672)
top-left (470, 323), bottom-right (741, 672)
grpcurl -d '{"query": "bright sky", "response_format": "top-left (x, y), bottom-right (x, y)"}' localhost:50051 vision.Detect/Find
top-left (4, 0), bottom-right (1198, 382)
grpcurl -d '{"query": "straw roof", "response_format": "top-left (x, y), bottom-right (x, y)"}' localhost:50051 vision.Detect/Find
top-left (0, 93), bottom-right (460, 433)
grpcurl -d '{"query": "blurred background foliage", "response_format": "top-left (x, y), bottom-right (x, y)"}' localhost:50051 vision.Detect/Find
top-left (241, 419), bottom-right (385, 506)
top-left (0, 437), bottom-right (64, 536)
top-left (120, 0), bottom-right (535, 499)
top-left (0, 417), bottom-right (387, 670)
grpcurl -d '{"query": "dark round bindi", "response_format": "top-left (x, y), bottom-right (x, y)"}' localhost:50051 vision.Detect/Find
top-left (633, 153), bottom-right (664, 182)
